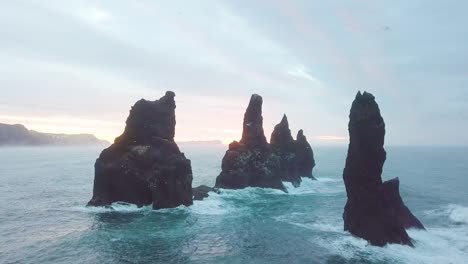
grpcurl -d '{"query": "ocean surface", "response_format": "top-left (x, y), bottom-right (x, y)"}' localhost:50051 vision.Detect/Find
top-left (1, 145), bottom-right (468, 264)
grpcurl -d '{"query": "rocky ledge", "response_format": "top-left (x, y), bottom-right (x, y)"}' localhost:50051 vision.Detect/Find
top-left (343, 91), bottom-right (424, 247)
top-left (192, 185), bottom-right (219, 201)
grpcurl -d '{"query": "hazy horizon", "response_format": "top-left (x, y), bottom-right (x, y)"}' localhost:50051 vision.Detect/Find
top-left (1, 1), bottom-right (467, 145)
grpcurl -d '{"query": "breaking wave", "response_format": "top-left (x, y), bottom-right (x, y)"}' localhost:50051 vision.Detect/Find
top-left (425, 204), bottom-right (468, 225)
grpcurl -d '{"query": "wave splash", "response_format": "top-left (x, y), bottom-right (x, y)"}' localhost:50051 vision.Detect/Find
top-left (425, 204), bottom-right (468, 225)
top-left (284, 177), bottom-right (344, 195)
top-left (315, 204), bottom-right (468, 264)
top-left (72, 176), bottom-right (345, 216)
top-left (447, 204), bottom-right (468, 224)
top-left (71, 202), bottom-right (152, 213)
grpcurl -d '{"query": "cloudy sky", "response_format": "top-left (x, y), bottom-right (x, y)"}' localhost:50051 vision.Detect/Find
top-left (1, 0), bottom-right (467, 145)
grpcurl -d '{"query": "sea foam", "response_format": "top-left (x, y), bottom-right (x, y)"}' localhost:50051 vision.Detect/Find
top-left (425, 204), bottom-right (468, 225)
top-left (313, 227), bottom-right (468, 264)
top-left (284, 177), bottom-right (344, 195)
top-left (447, 204), bottom-right (468, 224)
top-left (71, 202), bottom-right (152, 213)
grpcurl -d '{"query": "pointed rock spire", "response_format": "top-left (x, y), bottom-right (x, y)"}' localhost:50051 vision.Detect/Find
top-left (215, 94), bottom-right (286, 191)
top-left (270, 114), bottom-right (316, 186)
top-left (240, 94), bottom-right (268, 148)
top-left (295, 129), bottom-right (316, 179)
top-left (270, 114), bottom-right (294, 150)
top-left (280, 114), bottom-right (288, 126)
top-left (343, 91), bottom-right (424, 247)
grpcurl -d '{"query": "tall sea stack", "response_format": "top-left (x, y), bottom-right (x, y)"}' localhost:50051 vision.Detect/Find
top-left (343, 91), bottom-right (424, 247)
top-left (88, 91), bottom-right (193, 209)
top-left (295, 129), bottom-right (315, 179)
top-left (215, 94), bottom-right (286, 191)
top-left (270, 115), bottom-right (316, 187)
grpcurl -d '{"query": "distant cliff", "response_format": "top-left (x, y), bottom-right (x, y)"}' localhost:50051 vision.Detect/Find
top-left (0, 123), bottom-right (109, 146)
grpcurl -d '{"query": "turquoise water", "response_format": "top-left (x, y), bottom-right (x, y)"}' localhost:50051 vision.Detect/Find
top-left (1, 145), bottom-right (468, 264)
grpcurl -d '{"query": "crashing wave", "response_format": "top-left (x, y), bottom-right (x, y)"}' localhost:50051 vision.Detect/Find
top-left (447, 204), bottom-right (468, 224)
top-left (425, 204), bottom-right (468, 225)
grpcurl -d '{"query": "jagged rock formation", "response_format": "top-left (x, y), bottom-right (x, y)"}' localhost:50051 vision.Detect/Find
top-left (270, 115), bottom-right (316, 187)
top-left (87, 91), bottom-right (193, 210)
top-left (0, 123), bottom-right (108, 146)
top-left (295, 130), bottom-right (316, 179)
top-left (343, 91), bottom-right (424, 247)
top-left (215, 95), bottom-right (286, 191)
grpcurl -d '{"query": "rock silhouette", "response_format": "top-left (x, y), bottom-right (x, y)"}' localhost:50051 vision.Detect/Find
top-left (240, 94), bottom-right (269, 148)
top-left (88, 91), bottom-right (193, 210)
top-left (295, 129), bottom-right (316, 179)
top-left (343, 91), bottom-right (424, 247)
top-left (215, 94), bottom-right (286, 191)
top-left (270, 115), bottom-right (316, 187)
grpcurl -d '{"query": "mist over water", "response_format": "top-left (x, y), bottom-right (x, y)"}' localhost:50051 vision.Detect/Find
top-left (1, 146), bottom-right (468, 263)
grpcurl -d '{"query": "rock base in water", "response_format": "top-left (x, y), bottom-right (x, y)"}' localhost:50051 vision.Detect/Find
top-left (215, 94), bottom-right (316, 191)
top-left (215, 141), bottom-right (286, 191)
top-left (88, 91), bottom-right (193, 210)
top-left (343, 91), bottom-right (424, 247)
top-left (215, 94), bottom-right (286, 191)
top-left (270, 115), bottom-right (316, 187)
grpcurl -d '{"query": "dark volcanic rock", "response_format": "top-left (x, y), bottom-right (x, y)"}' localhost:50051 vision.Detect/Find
top-left (270, 115), bottom-right (295, 151)
top-left (215, 94), bottom-right (286, 191)
top-left (270, 115), bottom-right (316, 187)
top-left (115, 91), bottom-right (176, 145)
top-left (192, 185), bottom-right (219, 201)
top-left (381, 178), bottom-right (425, 230)
top-left (295, 129), bottom-right (316, 179)
top-left (240, 94), bottom-right (269, 149)
top-left (343, 91), bottom-right (424, 247)
top-left (88, 91), bottom-right (193, 210)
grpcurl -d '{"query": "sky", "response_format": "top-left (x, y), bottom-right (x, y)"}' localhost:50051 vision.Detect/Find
top-left (1, 0), bottom-right (467, 145)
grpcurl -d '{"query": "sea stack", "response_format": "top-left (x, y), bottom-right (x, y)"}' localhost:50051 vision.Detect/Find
top-left (295, 129), bottom-right (316, 179)
top-left (87, 91), bottom-right (193, 210)
top-left (270, 115), bottom-right (316, 187)
top-left (215, 94), bottom-right (286, 191)
top-left (343, 91), bottom-right (424, 247)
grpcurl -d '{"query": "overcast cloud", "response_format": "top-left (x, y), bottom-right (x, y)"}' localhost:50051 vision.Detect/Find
top-left (1, 0), bottom-right (467, 145)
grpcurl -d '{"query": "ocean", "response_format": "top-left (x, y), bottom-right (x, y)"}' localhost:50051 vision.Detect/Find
top-left (1, 145), bottom-right (467, 264)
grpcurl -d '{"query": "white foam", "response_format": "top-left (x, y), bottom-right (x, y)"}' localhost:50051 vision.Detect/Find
top-left (190, 191), bottom-right (236, 216)
top-left (189, 187), bottom-right (289, 215)
top-left (72, 188), bottom-right (273, 216)
top-left (293, 222), bottom-right (344, 233)
top-left (217, 186), bottom-right (286, 198)
top-left (71, 202), bottom-right (152, 213)
top-left (77, 176), bottom-right (343, 216)
top-left (312, 227), bottom-right (468, 264)
top-left (396, 228), bottom-right (468, 264)
top-left (425, 204), bottom-right (468, 225)
top-left (275, 203), bottom-right (468, 263)
top-left (273, 212), bottom-right (344, 234)
top-left (448, 205), bottom-right (468, 224)
top-left (315, 177), bottom-right (342, 183)
top-left (284, 177), bottom-right (344, 195)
